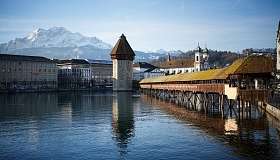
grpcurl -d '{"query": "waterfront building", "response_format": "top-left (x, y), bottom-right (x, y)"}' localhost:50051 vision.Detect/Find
top-left (160, 58), bottom-right (195, 75)
top-left (87, 59), bottom-right (112, 87)
top-left (111, 34), bottom-right (135, 91)
top-left (143, 68), bottom-right (165, 79)
top-left (133, 62), bottom-right (164, 81)
top-left (56, 59), bottom-right (91, 89)
top-left (0, 54), bottom-right (57, 91)
top-left (159, 44), bottom-right (209, 75)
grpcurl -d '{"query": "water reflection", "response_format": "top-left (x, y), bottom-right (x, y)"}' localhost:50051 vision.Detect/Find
top-left (141, 95), bottom-right (280, 160)
top-left (1, 92), bottom-right (280, 159)
top-left (0, 93), bottom-right (59, 118)
top-left (112, 92), bottom-right (135, 157)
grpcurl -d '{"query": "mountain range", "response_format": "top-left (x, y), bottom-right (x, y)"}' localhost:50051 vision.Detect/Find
top-left (0, 27), bottom-right (180, 61)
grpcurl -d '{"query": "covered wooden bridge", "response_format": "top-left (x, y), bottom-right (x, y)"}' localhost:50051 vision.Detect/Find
top-left (140, 55), bottom-right (274, 118)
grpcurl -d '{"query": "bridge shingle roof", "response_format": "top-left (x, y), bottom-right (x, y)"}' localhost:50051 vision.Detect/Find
top-left (140, 55), bottom-right (273, 84)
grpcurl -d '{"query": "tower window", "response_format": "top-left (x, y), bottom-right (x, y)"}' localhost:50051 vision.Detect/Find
top-left (196, 56), bottom-right (199, 61)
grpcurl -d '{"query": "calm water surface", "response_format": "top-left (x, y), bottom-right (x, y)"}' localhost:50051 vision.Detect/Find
top-left (0, 91), bottom-right (280, 160)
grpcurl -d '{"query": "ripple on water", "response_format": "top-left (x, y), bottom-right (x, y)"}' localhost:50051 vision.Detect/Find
top-left (0, 92), bottom-right (280, 160)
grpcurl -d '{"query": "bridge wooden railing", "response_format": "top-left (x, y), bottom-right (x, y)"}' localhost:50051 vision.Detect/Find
top-left (140, 83), bottom-right (225, 94)
top-left (238, 89), bottom-right (269, 102)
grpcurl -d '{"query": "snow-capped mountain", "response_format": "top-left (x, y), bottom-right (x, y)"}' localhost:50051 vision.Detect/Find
top-left (1, 27), bottom-right (112, 51)
top-left (0, 27), bottom-right (166, 61)
top-left (155, 49), bottom-right (184, 55)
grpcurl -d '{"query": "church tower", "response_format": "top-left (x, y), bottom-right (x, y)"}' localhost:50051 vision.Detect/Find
top-left (202, 47), bottom-right (209, 70)
top-left (277, 21), bottom-right (280, 72)
top-left (194, 43), bottom-right (203, 71)
top-left (193, 43), bottom-right (209, 71)
top-left (111, 34), bottom-right (135, 91)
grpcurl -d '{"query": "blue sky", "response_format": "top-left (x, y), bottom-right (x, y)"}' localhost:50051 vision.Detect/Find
top-left (0, 0), bottom-right (279, 52)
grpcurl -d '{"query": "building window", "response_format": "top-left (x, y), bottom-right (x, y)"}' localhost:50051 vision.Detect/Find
top-left (196, 56), bottom-right (199, 62)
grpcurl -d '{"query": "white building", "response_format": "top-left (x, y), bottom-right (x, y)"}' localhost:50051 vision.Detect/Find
top-left (143, 68), bottom-right (165, 79)
top-left (133, 62), bottom-right (164, 81)
top-left (56, 59), bottom-right (91, 89)
top-left (160, 44), bottom-right (209, 75)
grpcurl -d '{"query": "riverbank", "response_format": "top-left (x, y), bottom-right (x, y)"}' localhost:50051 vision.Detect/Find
top-left (0, 87), bottom-right (113, 94)
top-left (0, 87), bottom-right (142, 94)
top-left (259, 101), bottom-right (280, 120)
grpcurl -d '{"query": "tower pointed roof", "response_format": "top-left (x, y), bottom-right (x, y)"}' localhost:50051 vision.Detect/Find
top-left (111, 34), bottom-right (135, 60)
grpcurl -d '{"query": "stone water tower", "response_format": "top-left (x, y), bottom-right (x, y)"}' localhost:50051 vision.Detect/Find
top-left (111, 34), bottom-right (135, 91)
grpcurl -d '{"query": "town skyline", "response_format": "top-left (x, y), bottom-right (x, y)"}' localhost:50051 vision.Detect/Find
top-left (0, 0), bottom-right (279, 52)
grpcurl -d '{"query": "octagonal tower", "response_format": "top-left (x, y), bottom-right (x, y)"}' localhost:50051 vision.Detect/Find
top-left (111, 34), bottom-right (135, 91)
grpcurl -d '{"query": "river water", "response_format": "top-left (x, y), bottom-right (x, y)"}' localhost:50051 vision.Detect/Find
top-left (0, 91), bottom-right (280, 160)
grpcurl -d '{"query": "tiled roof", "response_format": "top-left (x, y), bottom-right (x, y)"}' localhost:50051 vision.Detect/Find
top-left (133, 62), bottom-right (156, 69)
top-left (156, 58), bottom-right (194, 69)
top-left (56, 59), bottom-right (89, 65)
top-left (140, 55), bottom-right (273, 84)
top-left (87, 59), bottom-right (112, 65)
top-left (0, 54), bottom-right (53, 63)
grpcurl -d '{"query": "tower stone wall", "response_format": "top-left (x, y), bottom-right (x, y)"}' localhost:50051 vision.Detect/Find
top-left (112, 59), bottom-right (133, 91)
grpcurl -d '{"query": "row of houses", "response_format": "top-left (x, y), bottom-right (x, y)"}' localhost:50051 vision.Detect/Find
top-left (0, 54), bottom-right (113, 91)
top-left (0, 44), bottom-right (211, 91)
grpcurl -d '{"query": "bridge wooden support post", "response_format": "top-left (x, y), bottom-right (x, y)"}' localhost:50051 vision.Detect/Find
top-left (195, 93), bottom-right (204, 111)
top-left (193, 92), bottom-right (197, 110)
top-left (241, 100), bottom-right (244, 119)
top-left (179, 91), bottom-right (183, 106)
top-left (171, 90), bottom-right (174, 103)
top-left (237, 96), bottom-right (241, 121)
top-left (229, 99), bottom-right (233, 117)
top-left (164, 90), bottom-right (168, 101)
top-left (218, 95), bottom-right (221, 112)
top-left (203, 93), bottom-right (207, 114)
top-left (211, 94), bottom-right (215, 114)
top-left (249, 101), bottom-right (252, 119)
top-left (182, 91), bottom-right (187, 107)
top-left (205, 93), bottom-right (211, 114)
top-left (244, 101), bottom-right (248, 119)
top-left (221, 94), bottom-right (224, 119)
